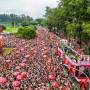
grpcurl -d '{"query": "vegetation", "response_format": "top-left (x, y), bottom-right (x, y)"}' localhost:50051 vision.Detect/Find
top-left (34, 18), bottom-right (48, 26)
top-left (21, 20), bottom-right (30, 27)
top-left (45, 0), bottom-right (90, 49)
top-left (16, 26), bottom-right (36, 39)
top-left (5, 27), bottom-right (18, 33)
top-left (0, 14), bottom-right (33, 27)
top-left (2, 25), bottom-right (6, 30)
top-left (85, 46), bottom-right (90, 55)
top-left (0, 14), bottom-right (47, 27)
top-left (0, 48), bottom-right (12, 57)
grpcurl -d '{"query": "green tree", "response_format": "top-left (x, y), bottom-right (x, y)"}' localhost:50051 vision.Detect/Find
top-left (21, 20), bottom-right (30, 26)
top-left (45, 0), bottom-right (90, 48)
top-left (16, 26), bottom-right (36, 39)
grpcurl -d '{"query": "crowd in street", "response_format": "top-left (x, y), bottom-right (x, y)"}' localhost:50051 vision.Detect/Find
top-left (0, 28), bottom-right (76, 90)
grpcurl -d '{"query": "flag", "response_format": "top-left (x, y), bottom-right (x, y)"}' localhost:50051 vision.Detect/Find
top-left (58, 47), bottom-right (63, 58)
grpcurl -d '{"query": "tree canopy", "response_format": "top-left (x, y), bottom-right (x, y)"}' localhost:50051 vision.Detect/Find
top-left (0, 14), bottom-right (33, 27)
top-left (45, 0), bottom-right (90, 48)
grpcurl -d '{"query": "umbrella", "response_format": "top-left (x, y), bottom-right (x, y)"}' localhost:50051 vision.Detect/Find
top-left (15, 66), bottom-right (21, 70)
top-left (52, 81), bottom-right (59, 88)
top-left (62, 86), bottom-right (67, 90)
top-left (19, 63), bottom-right (26, 67)
top-left (12, 80), bottom-right (20, 87)
top-left (48, 74), bottom-right (55, 80)
top-left (13, 71), bottom-right (20, 77)
top-left (5, 60), bottom-right (11, 63)
top-left (25, 55), bottom-right (30, 59)
top-left (31, 48), bottom-right (34, 51)
top-left (20, 48), bottom-right (24, 51)
top-left (16, 75), bottom-right (23, 81)
top-left (0, 77), bottom-right (7, 84)
top-left (21, 71), bottom-right (28, 78)
top-left (22, 59), bottom-right (27, 63)
top-left (34, 50), bottom-right (37, 53)
top-left (41, 49), bottom-right (44, 51)
top-left (16, 51), bottom-right (19, 54)
top-left (48, 65), bottom-right (54, 71)
top-left (47, 60), bottom-right (52, 64)
top-left (43, 47), bottom-right (47, 50)
top-left (15, 87), bottom-right (20, 90)
top-left (43, 55), bottom-right (47, 58)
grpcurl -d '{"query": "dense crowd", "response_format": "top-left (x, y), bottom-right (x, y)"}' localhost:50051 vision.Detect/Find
top-left (59, 45), bottom-right (90, 63)
top-left (0, 28), bottom-right (77, 90)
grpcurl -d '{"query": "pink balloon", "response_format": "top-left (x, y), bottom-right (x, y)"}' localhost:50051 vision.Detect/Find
top-left (12, 80), bottom-right (20, 87)
top-left (48, 74), bottom-right (55, 80)
top-left (0, 77), bottom-right (7, 84)
top-left (16, 75), bottom-right (23, 81)
top-left (52, 81), bottom-right (59, 88)
top-left (13, 71), bottom-right (20, 76)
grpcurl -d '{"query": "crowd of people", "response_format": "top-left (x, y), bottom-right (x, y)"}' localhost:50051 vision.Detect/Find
top-left (0, 28), bottom-right (78, 90)
top-left (59, 45), bottom-right (90, 63)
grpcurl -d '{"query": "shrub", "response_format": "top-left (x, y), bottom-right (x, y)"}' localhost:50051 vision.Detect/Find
top-left (16, 26), bottom-right (36, 39)
top-left (85, 46), bottom-right (90, 55)
top-left (2, 25), bottom-right (6, 30)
